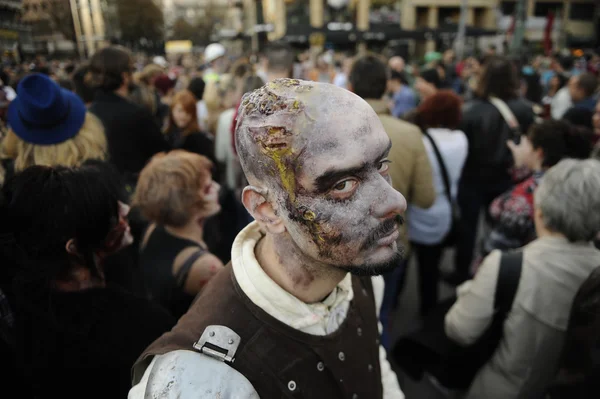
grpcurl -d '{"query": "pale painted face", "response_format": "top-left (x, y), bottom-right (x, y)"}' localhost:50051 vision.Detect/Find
top-left (172, 103), bottom-right (193, 129)
top-left (286, 110), bottom-right (407, 272)
top-left (199, 176), bottom-right (221, 218)
top-left (239, 80), bottom-right (407, 274)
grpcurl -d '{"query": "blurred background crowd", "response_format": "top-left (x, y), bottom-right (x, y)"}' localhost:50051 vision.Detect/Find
top-left (0, 0), bottom-right (600, 398)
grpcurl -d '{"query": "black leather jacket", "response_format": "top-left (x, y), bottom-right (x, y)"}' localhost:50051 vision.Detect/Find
top-left (461, 97), bottom-right (535, 183)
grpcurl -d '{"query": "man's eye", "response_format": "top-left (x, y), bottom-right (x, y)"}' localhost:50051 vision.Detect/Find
top-left (378, 160), bottom-right (391, 173)
top-left (332, 179), bottom-right (358, 194)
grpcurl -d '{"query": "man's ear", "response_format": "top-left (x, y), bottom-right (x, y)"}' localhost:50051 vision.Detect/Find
top-left (242, 186), bottom-right (286, 234)
top-left (65, 238), bottom-right (78, 255)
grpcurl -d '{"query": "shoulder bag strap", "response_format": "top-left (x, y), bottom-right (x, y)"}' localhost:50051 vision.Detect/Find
top-left (489, 96), bottom-right (521, 141)
top-left (175, 248), bottom-right (207, 288)
top-left (494, 251), bottom-right (523, 315)
top-left (422, 129), bottom-right (452, 204)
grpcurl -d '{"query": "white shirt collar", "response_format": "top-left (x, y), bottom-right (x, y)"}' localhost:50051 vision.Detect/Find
top-left (231, 222), bottom-right (354, 334)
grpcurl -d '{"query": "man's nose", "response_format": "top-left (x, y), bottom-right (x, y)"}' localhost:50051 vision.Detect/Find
top-left (372, 181), bottom-right (407, 221)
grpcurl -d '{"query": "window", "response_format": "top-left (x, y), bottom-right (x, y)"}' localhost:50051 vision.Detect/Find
top-left (570, 4), bottom-right (595, 22)
top-left (501, 1), bottom-right (516, 16)
top-left (534, 2), bottom-right (562, 18)
top-left (369, 3), bottom-right (401, 26)
top-left (438, 7), bottom-right (460, 27)
top-left (286, 0), bottom-right (310, 26)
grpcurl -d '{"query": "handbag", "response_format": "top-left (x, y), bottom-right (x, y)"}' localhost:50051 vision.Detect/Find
top-left (392, 250), bottom-right (523, 391)
top-left (422, 129), bottom-right (459, 247)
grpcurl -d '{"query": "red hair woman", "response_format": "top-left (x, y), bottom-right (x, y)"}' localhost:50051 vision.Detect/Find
top-left (408, 90), bottom-right (468, 317)
top-left (166, 90), bottom-right (216, 164)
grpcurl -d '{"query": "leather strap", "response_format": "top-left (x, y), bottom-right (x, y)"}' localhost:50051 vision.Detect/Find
top-left (489, 96), bottom-right (521, 141)
top-left (494, 251), bottom-right (523, 316)
top-left (175, 249), bottom-right (206, 288)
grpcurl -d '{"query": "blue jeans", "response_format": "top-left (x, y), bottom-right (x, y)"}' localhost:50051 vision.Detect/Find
top-left (380, 257), bottom-right (409, 351)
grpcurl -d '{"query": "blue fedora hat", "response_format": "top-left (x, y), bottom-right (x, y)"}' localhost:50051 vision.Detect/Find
top-left (7, 73), bottom-right (86, 145)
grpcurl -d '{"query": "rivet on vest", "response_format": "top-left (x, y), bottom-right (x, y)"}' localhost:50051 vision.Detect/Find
top-left (338, 352), bottom-right (345, 361)
top-left (209, 331), bottom-right (215, 337)
top-left (317, 362), bottom-right (325, 371)
top-left (368, 364), bottom-right (373, 372)
top-left (288, 381), bottom-right (297, 391)
top-left (352, 394), bottom-right (359, 399)
top-left (228, 338), bottom-right (234, 345)
top-left (357, 327), bottom-right (362, 336)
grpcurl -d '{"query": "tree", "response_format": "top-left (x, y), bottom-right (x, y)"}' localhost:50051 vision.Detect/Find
top-left (117, 0), bottom-right (164, 44)
top-left (41, 0), bottom-right (76, 42)
top-left (171, 17), bottom-right (195, 41)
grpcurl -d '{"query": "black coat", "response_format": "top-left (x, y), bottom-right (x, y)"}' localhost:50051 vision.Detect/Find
top-left (90, 91), bottom-right (170, 181)
top-left (177, 131), bottom-right (216, 165)
top-left (461, 97), bottom-right (535, 183)
top-left (14, 285), bottom-right (176, 399)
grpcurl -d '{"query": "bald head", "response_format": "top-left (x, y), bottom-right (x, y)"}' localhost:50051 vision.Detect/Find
top-left (235, 78), bottom-right (378, 193)
top-left (235, 78), bottom-right (406, 270)
top-left (389, 56), bottom-right (405, 73)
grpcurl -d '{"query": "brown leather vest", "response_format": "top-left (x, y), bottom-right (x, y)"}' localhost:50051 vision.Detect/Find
top-left (134, 264), bottom-right (383, 399)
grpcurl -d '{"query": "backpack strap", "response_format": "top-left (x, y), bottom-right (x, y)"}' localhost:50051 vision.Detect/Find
top-left (175, 248), bottom-right (207, 289)
top-left (494, 251), bottom-right (523, 315)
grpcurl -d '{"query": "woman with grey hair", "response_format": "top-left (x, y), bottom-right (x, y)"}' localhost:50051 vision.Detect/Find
top-left (445, 159), bottom-right (600, 399)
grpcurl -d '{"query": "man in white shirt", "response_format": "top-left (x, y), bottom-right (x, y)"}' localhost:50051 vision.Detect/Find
top-left (130, 79), bottom-right (406, 399)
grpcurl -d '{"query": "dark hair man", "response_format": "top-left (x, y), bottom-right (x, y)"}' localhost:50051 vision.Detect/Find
top-left (264, 41), bottom-right (295, 82)
top-left (131, 79), bottom-right (407, 398)
top-left (452, 56), bottom-right (535, 285)
top-left (349, 55), bottom-right (435, 348)
top-left (568, 72), bottom-right (598, 112)
top-left (87, 46), bottom-right (170, 183)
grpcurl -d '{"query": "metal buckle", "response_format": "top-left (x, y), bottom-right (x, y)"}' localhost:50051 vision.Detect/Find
top-left (192, 325), bottom-right (241, 364)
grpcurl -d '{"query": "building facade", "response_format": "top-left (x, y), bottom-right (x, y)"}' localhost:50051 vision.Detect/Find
top-left (162, 0), bottom-right (229, 41)
top-left (69, 0), bottom-right (119, 57)
top-left (0, 0), bottom-right (33, 56)
top-left (257, 0), bottom-right (597, 56)
top-left (497, 0), bottom-right (598, 50)
top-left (21, 0), bottom-right (76, 54)
top-left (400, 0), bottom-right (499, 55)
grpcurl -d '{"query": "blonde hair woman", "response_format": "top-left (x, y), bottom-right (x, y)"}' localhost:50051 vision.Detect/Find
top-left (133, 150), bottom-right (223, 318)
top-left (2, 73), bottom-right (106, 175)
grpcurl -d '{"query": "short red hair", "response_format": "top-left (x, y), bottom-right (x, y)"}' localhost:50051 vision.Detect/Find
top-left (415, 90), bottom-right (463, 130)
top-left (168, 90), bottom-right (200, 136)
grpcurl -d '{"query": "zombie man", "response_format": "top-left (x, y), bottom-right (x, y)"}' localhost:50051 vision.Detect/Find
top-left (130, 79), bottom-right (407, 398)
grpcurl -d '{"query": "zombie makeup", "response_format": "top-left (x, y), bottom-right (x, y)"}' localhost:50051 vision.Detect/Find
top-left (236, 79), bottom-right (407, 274)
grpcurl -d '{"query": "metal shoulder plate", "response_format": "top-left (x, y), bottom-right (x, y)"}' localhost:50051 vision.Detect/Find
top-left (193, 325), bottom-right (241, 364)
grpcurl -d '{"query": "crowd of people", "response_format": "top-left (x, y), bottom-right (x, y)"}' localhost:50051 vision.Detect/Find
top-left (0, 40), bottom-right (599, 399)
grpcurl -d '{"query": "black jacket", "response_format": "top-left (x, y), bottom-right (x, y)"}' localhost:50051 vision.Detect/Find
top-left (177, 131), bottom-right (216, 164)
top-left (90, 91), bottom-right (170, 180)
top-left (461, 97), bottom-right (535, 183)
top-left (14, 285), bottom-right (176, 399)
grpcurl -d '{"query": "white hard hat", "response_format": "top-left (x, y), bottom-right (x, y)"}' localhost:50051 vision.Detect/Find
top-left (152, 56), bottom-right (168, 68)
top-left (204, 43), bottom-right (226, 64)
